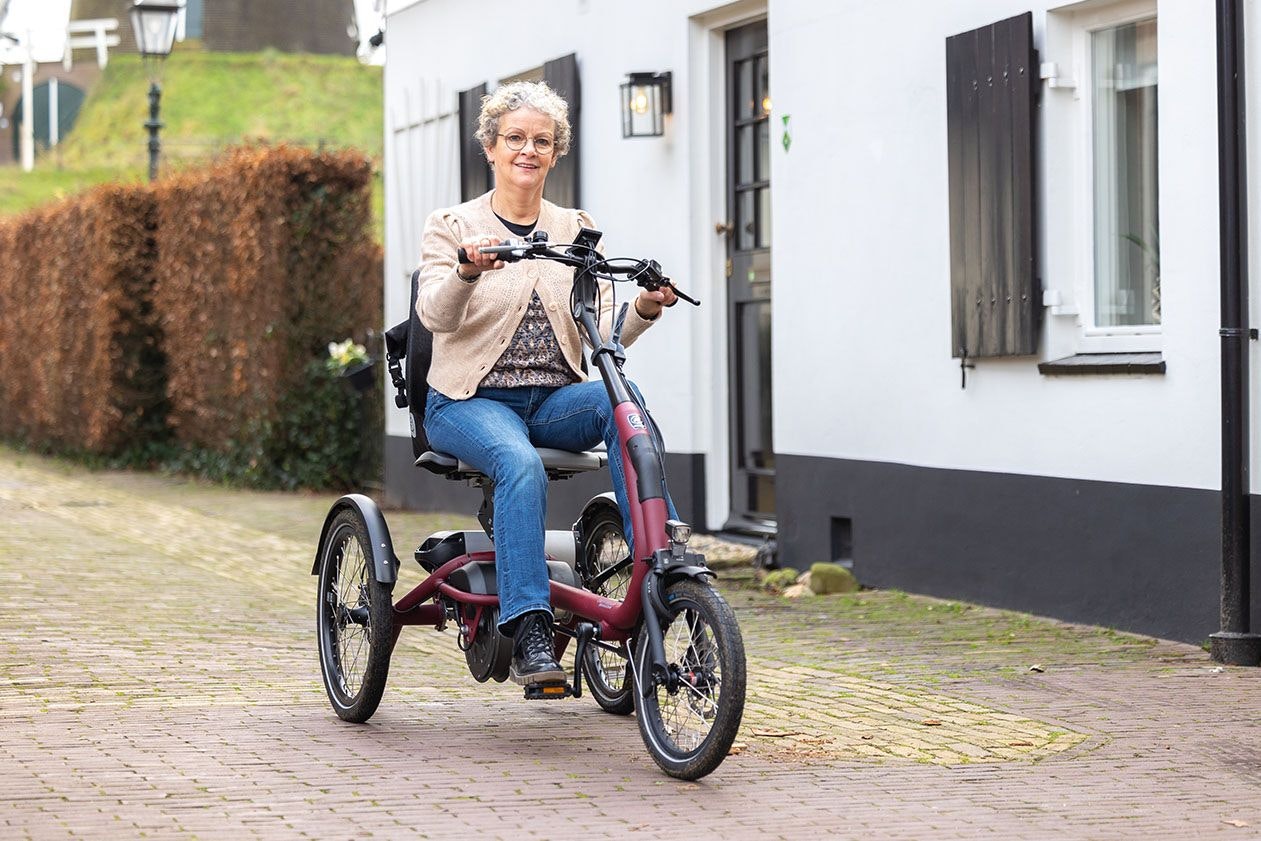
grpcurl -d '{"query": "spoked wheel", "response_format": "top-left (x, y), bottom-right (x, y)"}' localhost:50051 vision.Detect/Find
top-left (634, 579), bottom-right (746, 780)
top-left (316, 508), bottom-right (394, 722)
top-left (577, 507), bottom-right (635, 715)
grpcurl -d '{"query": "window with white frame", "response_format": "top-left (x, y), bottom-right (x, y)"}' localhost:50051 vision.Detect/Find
top-left (1090, 17), bottom-right (1159, 332)
top-left (1045, 0), bottom-right (1161, 355)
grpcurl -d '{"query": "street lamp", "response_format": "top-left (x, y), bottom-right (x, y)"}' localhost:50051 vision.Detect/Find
top-left (128, 0), bottom-right (182, 181)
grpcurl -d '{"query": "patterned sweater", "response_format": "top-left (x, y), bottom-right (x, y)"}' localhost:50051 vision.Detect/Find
top-left (480, 291), bottom-right (577, 388)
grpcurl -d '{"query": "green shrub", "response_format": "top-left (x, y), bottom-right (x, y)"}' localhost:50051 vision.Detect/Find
top-left (260, 357), bottom-right (376, 490)
top-left (109, 355), bottom-right (378, 490)
top-left (762, 568), bottom-right (802, 593)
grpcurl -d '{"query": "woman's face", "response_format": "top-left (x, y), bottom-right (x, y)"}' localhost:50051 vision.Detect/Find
top-left (486, 108), bottom-right (558, 194)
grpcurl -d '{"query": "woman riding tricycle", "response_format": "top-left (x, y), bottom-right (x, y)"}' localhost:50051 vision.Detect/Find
top-left (314, 80), bottom-right (746, 780)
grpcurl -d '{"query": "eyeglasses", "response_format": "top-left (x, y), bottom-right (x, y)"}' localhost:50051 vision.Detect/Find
top-left (498, 132), bottom-right (554, 154)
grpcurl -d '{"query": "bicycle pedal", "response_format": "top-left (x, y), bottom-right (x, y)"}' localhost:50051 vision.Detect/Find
top-left (524, 682), bottom-right (573, 700)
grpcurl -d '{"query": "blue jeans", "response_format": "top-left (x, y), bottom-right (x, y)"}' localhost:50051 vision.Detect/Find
top-left (424, 381), bottom-right (677, 632)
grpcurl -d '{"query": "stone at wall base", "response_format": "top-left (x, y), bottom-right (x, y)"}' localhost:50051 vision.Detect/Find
top-left (809, 562), bottom-right (859, 595)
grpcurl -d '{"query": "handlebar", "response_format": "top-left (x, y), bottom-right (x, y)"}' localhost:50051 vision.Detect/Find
top-left (456, 232), bottom-right (700, 306)
top-left (456, 243), bottom-right (523, 262)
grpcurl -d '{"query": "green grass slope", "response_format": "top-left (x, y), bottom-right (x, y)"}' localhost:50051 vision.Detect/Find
top-left (0, 48), bottom-right (383, 230)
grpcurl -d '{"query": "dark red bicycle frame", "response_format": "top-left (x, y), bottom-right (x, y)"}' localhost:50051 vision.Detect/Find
top-left (389, 234), bottom-right (672, 645)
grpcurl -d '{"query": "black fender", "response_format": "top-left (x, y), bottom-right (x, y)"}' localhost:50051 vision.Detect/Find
top-left (657, 549), bottom-right (715, 589)
top-left (312, 494), bottom-right (399, 585)
top-left (643, 549), bottom-right (714, 616)
top-left (662, 563), bottom-right (715, 587)
top-left (573, 492), bottom-right (621, 577)
top-left (573, 491), bottom-right (620, 540)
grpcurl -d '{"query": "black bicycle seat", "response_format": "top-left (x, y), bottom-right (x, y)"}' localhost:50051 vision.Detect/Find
top-left (415, 448), bottom-right (607, 480)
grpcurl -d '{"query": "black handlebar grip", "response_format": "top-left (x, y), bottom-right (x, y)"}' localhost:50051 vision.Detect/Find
top-left (459, 243), bottom-right (521, 263)
top-left (480, 244), bottom-right (521, 256)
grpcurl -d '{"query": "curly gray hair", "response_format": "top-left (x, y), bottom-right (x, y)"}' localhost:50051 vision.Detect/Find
top-left (475, 80), bottom-right (572, 159)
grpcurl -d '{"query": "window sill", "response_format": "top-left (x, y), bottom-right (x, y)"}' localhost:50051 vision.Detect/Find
top-left (1037, 352), bottom-right (1165, 375)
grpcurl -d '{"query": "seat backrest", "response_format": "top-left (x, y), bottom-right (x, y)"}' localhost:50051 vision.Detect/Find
top-left (404, 269), bottom-right (434, 458)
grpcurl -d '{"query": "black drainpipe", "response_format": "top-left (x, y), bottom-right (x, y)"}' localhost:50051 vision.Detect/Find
top-left (1211, 0), bottom-right (1261, 666)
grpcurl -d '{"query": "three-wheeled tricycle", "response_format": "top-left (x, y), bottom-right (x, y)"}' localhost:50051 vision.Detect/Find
top-left (312, 228), bottom-right (746, 780)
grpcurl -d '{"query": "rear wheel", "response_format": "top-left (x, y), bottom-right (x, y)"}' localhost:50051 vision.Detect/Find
top-left (316, 508), bottom-right (394, 722)
top-left (634, 579), bottom-right (746, 780)
top-left (577, 507), bottom-right (635, 715)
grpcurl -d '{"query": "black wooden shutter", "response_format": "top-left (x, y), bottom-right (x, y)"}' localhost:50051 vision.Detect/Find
top-left (946, 12), bottom-right (1039, 359)
top-left (459, 83), bottom-right (489, 201)
top-left (543, 53), bottom-right (581, 209)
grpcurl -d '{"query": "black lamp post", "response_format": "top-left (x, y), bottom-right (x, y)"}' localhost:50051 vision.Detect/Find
top-left (129, 0), bottom-right (182, 182)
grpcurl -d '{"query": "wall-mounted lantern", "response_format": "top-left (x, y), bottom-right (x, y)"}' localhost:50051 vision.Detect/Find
top-left (620, 71), bottom-right (672, 137)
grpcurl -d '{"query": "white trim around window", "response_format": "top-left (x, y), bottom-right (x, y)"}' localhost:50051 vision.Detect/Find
top-left (1045, 0), bottom-right (1161, 355)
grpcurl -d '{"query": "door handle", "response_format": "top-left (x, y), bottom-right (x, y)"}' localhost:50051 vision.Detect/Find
top-left (715, 221), bottom-right (734, 237)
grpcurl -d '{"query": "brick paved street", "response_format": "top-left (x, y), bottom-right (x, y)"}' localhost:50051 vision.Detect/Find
top-left (3, 446), bottom-right (1261, 839)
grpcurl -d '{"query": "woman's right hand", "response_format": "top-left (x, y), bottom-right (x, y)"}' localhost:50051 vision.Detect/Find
top-left (457, 236), bottom-right (506, 281)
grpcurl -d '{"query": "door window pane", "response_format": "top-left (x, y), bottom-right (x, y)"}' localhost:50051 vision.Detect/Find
top-left (748, 474), bottom-right (775, 518)
top-left (738, 189), bottom-right (755, 251)
top-left (756, 119), bottom-right (770, 181)
top-left (737, 59), bottom-right (754, 120)
top-left (738, 125), bottom-right (754, 184)
top-left (756, 55), bottom-right (770, 117)
top-left (738, 299), bottom-right (774, 474)
top-left (757, 188), bottom-right (772, 249)
top-left (1092, 18), bottom-right (1159, 327)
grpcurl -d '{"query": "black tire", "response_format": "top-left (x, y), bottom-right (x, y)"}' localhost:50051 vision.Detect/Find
top-left (577, 507), bottom-right (635, 715)
top-left (634, 579), bottom-right (746, 780)
top-left (316, 508), bottom-right (394, 723)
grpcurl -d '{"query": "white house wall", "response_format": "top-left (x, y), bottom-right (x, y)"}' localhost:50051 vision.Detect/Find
top-left (384, 0), bottom-right (1245, 494)
top-left (771, 0), bottom-right (1223, 492)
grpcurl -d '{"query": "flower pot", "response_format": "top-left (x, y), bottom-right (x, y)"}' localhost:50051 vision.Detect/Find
top-left (342, 361), bottom-right (377, 393)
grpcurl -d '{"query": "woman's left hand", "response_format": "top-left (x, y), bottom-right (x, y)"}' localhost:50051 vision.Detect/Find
top-left (634, 286), bottom-right (678, 320)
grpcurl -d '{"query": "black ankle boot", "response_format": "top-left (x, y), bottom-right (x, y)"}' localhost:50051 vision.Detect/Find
top-left (509, 611), bottom-right (566, 686)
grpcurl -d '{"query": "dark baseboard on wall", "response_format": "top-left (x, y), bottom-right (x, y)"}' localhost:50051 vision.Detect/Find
top-left (775, 453), bottom-right (1243, 646)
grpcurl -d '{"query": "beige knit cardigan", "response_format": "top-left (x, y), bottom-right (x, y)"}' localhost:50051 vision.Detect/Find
top-left (415, 191), bottom-right (656, 400)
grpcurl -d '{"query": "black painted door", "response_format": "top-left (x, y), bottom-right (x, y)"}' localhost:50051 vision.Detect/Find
top-left (725, 21), bottom-right (774, 534)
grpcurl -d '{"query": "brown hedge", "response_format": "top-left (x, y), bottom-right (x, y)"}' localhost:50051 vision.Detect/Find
top-left (152, 145), bottom-right (381, 450)
top-left (0, 144), bottom-right (381, 460)
top-left (0, 185), bottom-right (161, 454)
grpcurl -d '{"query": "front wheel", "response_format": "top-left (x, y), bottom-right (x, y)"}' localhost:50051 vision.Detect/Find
top-left (316, 508), bottom-right (394, 722)
top-left (634, 579), bottom-right (746, 780)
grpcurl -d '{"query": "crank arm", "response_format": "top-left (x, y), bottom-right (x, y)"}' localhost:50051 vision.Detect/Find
top-left (570, 622), bottom-right (598, 699)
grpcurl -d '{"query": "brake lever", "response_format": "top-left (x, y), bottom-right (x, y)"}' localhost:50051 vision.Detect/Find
top-left (611, 302), bottom-right (630, 346)
top-left (632, 259), bottom-right (700, 307)
top-left (664, 279), bottom-right (700, 307)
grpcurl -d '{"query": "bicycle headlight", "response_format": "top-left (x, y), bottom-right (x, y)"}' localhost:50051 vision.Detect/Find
top-left (666, 519), bottom-right (692, 545)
